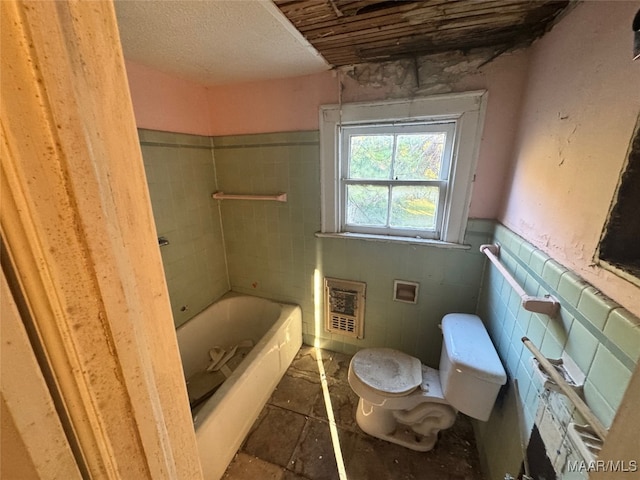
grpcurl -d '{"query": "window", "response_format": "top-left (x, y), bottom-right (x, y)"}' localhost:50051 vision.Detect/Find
top-left (340, 122), bottom-right (455, 238)
top-left (319, 91), bottom-right (487, 244)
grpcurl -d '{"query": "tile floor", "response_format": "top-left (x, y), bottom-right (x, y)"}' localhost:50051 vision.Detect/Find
top-left (222, 346), bottom-right (484, 480)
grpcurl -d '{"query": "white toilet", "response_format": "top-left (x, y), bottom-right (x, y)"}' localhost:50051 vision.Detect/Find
top-left (348, 313), bottom-right (506, 451)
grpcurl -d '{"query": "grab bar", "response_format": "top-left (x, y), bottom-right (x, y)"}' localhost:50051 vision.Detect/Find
top-left (522, 336), bottom-right (608, 441)
top-left (480, 244), bottom-right (560, 317)
top-left (212, 191), bottom-right (287, 202)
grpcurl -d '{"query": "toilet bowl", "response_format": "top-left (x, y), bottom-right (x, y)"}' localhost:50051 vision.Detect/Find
top-left (348, 313), bottom-right (506, 451)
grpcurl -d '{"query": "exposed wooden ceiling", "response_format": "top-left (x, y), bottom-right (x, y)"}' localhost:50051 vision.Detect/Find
top-left (275, 0), bottom-right (573, 67)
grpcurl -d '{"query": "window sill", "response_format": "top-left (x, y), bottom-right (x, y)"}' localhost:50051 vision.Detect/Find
top-left (315, 232), bottom-right (471, 249)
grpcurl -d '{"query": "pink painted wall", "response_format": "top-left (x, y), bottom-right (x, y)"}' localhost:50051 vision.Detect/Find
top-left (206, 72), bottom-right (338, 136)
top-left (125, 60), bottom-right (212, 136)
top-left (455, 51), bottom-right (530, 219)
top-left (500, 1), bottom-right (640, 316)
top-left (125, 61), bottom-right (338, 136)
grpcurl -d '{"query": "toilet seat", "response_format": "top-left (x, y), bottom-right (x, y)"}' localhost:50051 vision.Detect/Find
top-left (350, 348), bottom-right (422, 396)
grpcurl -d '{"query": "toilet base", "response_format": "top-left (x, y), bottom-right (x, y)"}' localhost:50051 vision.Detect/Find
top-left (354, 398), bottom-right (456, 452)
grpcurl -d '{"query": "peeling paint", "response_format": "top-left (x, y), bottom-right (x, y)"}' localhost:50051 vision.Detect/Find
top-left (340, 46), bottom-right (517, 101)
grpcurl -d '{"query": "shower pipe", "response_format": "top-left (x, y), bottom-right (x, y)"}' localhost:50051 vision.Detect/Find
top-left (522, 336), bottom-right (608, 441)
top-left (211, 192), bottom-right (287, 202)
top-left (480, 244), bottom-right (560, 317)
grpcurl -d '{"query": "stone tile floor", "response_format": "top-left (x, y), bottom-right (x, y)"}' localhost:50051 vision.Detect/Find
top-left (223, 346), bottom-right (484, 480)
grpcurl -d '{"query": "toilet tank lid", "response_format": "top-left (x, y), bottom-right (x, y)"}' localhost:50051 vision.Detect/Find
top-left (442, 313), bottom-right (507, 385)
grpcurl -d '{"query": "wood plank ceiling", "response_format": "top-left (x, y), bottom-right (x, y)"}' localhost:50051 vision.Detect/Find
top-left (275, 0), bottom-right (573, 67)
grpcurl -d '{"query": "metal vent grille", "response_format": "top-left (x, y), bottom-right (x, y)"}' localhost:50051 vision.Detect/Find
top-left (324, 278), bottom-right (365, 338)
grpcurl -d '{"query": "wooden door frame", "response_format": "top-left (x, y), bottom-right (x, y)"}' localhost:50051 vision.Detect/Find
top-left (1, 1), bottom-right (202, 478)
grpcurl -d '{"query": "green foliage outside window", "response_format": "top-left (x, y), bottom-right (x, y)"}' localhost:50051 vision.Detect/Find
top-left (346, 133), bottom-right (446, 230)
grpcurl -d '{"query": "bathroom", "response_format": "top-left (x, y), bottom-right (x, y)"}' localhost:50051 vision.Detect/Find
top-left (123, 1), bottom-right (640, 478)
top-left (2, 0), bottom-right (639, 479)
top-left (130, 1), bottom-right (640, 479)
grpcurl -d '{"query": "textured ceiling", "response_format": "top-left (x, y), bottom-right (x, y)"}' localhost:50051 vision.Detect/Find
top-left (115, 0), bottom-right (330, 86)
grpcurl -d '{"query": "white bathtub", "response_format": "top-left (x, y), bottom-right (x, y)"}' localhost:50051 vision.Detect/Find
top-left (176, 292), bottom-right (302, 480)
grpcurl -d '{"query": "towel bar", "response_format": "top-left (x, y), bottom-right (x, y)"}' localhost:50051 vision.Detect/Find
top-left (522, 336), bottom-right (607, 441)
top-left (480, 244), bottom-right (560, 317)
top-left (211, 191), bottom-right (287, 202)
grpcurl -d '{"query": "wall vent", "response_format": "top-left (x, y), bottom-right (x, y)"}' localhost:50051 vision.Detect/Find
top-left (324, 277), bottom-right (365, 339)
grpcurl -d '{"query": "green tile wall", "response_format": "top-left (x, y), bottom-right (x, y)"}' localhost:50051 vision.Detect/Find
top-left (139, 129), bottom-right (229, 327)
top-left (476, 223), bottom-right (640, 479)
top-left (213, 131), bottom-right (493, 366)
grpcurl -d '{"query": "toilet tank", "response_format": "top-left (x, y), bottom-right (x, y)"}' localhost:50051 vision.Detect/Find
top-left (439, 313), bottom-right (506, 421)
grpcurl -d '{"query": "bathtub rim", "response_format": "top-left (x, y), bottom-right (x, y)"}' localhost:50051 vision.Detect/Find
top-left (176, 292), bottom-right (301, 432)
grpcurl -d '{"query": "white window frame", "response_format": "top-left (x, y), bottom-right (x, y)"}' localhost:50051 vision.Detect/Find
top-left (319, 91), bottom-right (487, 245)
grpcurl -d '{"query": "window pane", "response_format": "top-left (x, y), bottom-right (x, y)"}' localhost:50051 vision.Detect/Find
top-left (349, 135), bottom-right (393, 179)
top-left (346, 184), bottom-right (388, 226)
top-left (390, 186), bottom-right (439, 229)
top-left (394, 133), bottom-right (446, 180)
